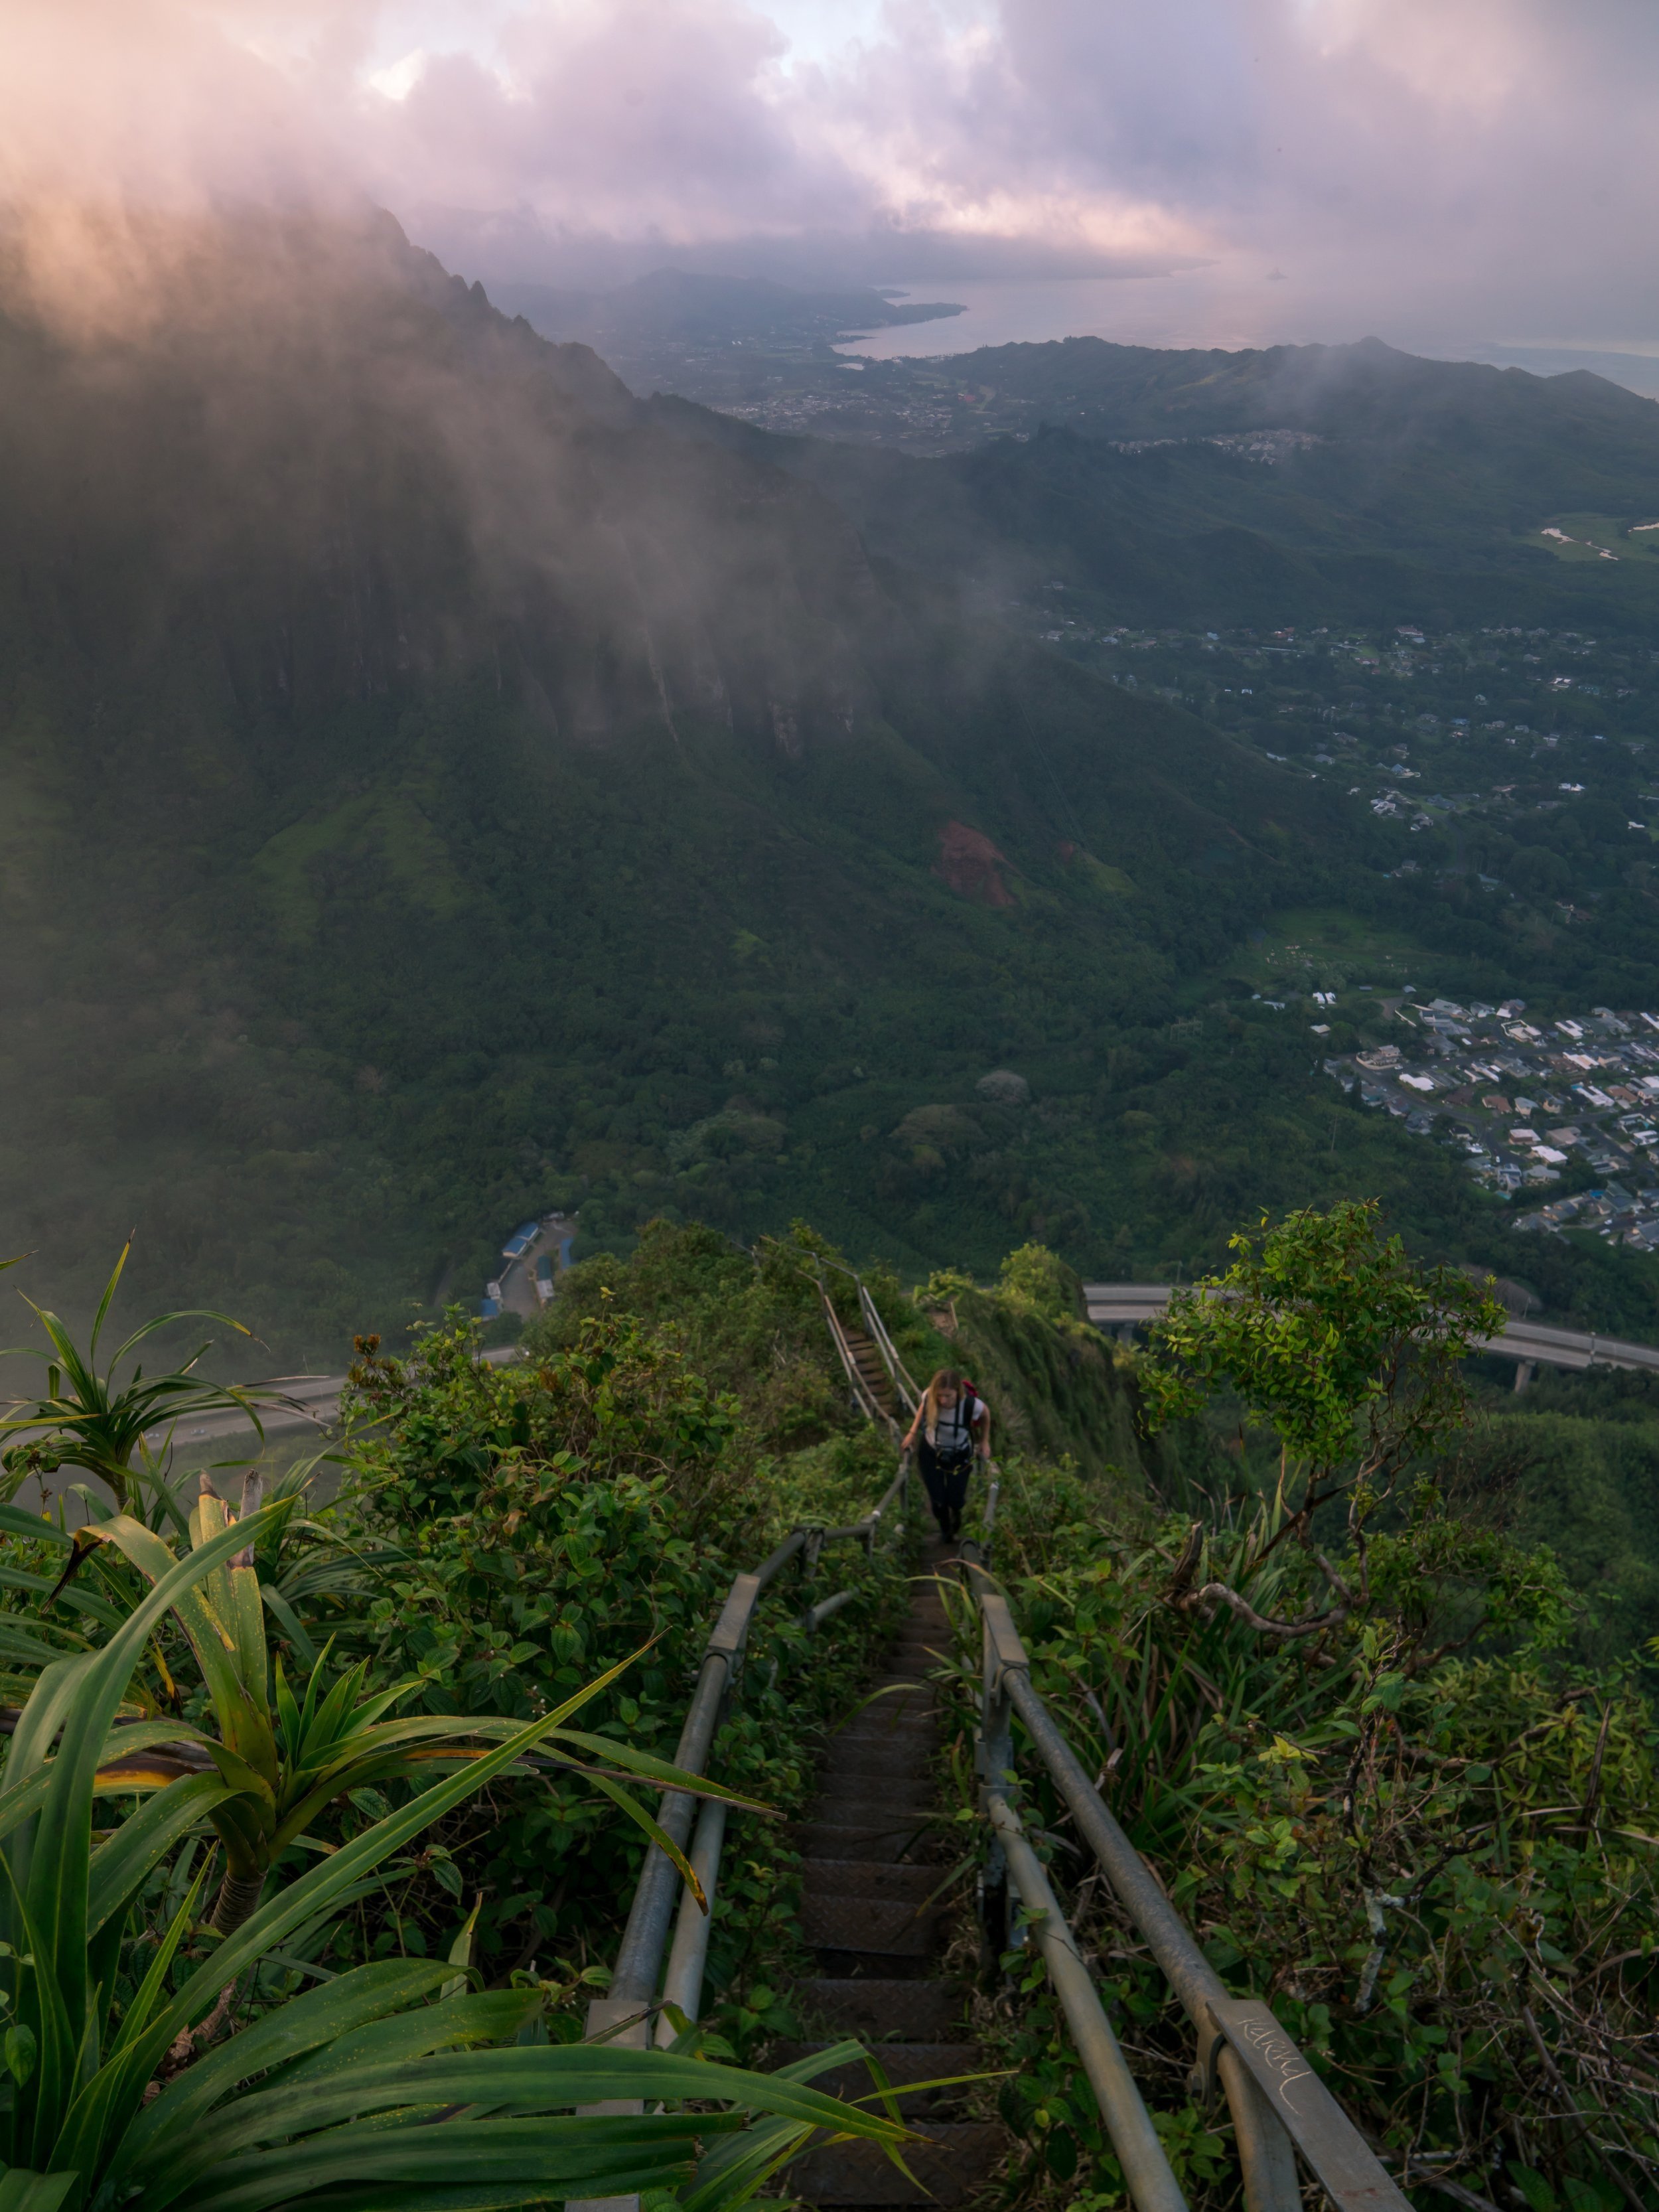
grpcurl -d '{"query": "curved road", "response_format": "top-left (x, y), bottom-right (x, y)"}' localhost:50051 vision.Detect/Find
top-left (1083, 1283), bottom-right (1659, 1376)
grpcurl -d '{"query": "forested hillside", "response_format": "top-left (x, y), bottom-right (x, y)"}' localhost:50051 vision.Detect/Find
top-left (5, 208), bottom-right (1659, 1365)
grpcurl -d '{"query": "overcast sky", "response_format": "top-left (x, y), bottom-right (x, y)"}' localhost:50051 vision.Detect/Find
top-left (6, 0), bottom-right (1658, 361)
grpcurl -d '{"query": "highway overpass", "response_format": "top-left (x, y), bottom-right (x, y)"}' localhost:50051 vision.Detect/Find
top-left (1083, 1283), bottom-right (1659, 1379)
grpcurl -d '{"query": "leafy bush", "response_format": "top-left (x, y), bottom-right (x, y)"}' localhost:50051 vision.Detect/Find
top-left (942, 1208), bottom-right (1659, 2211)
top-left (294, 1264), bottom-right (914, 1996)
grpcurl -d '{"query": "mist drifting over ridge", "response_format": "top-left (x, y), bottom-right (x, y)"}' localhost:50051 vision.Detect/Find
top-left (0, 198), bottom-right (1406, 1359)
top-left (0, 0), bottom-right (1656, 358)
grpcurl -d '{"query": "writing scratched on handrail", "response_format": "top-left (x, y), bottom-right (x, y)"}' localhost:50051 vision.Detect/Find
top-left (1208, 1998), bottom-right (1411, 2212)
top-left (1234, 2012), bottom-right (1313, 2106)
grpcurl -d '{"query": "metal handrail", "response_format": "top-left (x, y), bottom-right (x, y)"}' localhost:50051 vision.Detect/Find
top-left (818, 1286), bottom-right (899, 1436)
top-left (571, 1463), bottom-right (912, 2212)
top-left (808, 1255), bottom-right (924, 1428)
top-left (987, 1788), bottom-right (1187, 2212)
top-left (583, 1457), bottom-right (912, 2045)
top-left (857, 1281), bottom-right (921, 1415)
top-left (957, 1547), bottom-right (1409, 2212)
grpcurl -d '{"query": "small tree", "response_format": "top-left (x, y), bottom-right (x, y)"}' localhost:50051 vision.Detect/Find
top-left (996, 1244), bottom-right (1084, 1325)
top-left (1140, 1201), bottom-right (1506, 1639)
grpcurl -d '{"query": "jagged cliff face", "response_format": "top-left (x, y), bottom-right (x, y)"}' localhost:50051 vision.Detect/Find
top-left (0, 206), bottom-right (883, 762)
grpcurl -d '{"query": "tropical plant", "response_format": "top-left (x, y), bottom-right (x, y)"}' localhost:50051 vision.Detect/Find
top-left (0, 1246), bottom-right (290, 1518)
top-left (0, 1503), bottom-right (911, 2209)
top-left (42, 1469), bottom-right (759, 1942)
top-left (1141, 1199), bottom-right (1507, 1637)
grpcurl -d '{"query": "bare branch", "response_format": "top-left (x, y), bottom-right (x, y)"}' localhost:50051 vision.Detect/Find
top-left (1178, 1578), bottom-right (1352, 1639)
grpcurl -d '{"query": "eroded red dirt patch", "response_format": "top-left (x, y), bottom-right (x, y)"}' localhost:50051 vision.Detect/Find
top-left (936, 818), bottom-right (1013, 906)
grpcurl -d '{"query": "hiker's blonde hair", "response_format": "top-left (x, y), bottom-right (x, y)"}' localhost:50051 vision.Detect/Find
top-left (923, 1368), bottom-right (967, 1426)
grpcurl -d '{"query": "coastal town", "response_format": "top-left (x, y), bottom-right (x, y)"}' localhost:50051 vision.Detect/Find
top-left (1325, 1000), bottom-right (1659, 1246)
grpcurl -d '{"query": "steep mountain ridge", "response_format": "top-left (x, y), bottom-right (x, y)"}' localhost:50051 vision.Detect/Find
top-left (0, 208), bottom-right (1341, 1361)
top-left (651, 329), bottom-right (1659, 631)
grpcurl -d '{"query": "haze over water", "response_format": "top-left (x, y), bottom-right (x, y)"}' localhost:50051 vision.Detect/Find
top-left (839, 264), bottom-right (1659, 400)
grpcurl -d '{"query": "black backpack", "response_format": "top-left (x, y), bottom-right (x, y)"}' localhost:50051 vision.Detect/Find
top-left (932, 1386), bottom-right (981, 1466)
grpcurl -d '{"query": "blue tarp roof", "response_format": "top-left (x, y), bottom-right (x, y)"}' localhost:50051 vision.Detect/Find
top-left (501, 1220), bottom-right (540, 1258)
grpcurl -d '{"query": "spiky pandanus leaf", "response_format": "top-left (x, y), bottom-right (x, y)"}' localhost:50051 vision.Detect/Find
top-left (55, 1491), bottom-right (762, 1934)
top-left (0, 1507), bottom-right (910, 2209)
top-left (0, 1244), bottom-right (297, 1518)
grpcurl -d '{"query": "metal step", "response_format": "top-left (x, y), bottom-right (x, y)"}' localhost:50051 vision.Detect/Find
top-left (788, 2123), bottom-right (1005, 2204)
top-left (810, 1770), bottom-right (934, 1810)
top-left (808, 1797), bottom-right (940, 1840)
top-left (830, 1740), bottom-right (936, 1771)
top-left (843, 1698), bottom-right (936, 1728)
top-left (833, 1722), bottom-right (937, 1754)
top-left (842, 1332), bottom-right (897, 1415)
top-left (791, 1819), bottom-right (932, 1862)
top-left (798, 1978), bottom-right (967, 2040)
top-left (814, 1951), bottom-right (938, 1981)
top-left (798, 1860), bottom-right (940, 1903)
top-left (801, 1893), bottom-right (936, 1956)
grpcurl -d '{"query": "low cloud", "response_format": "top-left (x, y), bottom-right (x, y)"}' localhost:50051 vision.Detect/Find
top-left (0, 0), bottom-right (1654, 347)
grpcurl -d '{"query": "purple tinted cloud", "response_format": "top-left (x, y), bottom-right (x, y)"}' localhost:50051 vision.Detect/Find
top-left (1, 0), bottom-right (1654, 343)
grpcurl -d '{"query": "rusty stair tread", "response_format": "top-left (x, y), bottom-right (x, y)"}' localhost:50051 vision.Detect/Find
top-left (811, 1773), bottom-right (934, 1810)
top-left (810, 1761), bottom-right (933, 1795)
top-left (833, 1722), bottom-right (938, 1749)
top-left (790, 1821), bottom-right (934, 1861)
top-left (806, 1801), bottom-right (939, 1837)
top-left (788, 2123), bottom-right (1005, 2205)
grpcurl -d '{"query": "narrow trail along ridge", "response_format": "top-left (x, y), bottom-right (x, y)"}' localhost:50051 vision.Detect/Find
top-left (585, 1262), bottom-right (1417, 2212)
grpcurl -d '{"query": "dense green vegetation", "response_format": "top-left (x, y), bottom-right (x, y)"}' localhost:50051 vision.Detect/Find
top-left (946, 1209), bottom-right (1659, 2212)
top-left (9, 214), bottom-right (1659, 1376)
top-left (0, 1220), bottom-right (949, 2206)
top-left (1, 1221), bottom-right (928, 2015)
top-left (0, 1408), bottom-right (913, 2201)
top-left (4, 1199), bottom-right (1659, 2206)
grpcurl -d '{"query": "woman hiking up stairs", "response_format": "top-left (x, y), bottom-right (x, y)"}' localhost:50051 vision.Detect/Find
top-left (782, 1534), bottom-right (1004, 2205)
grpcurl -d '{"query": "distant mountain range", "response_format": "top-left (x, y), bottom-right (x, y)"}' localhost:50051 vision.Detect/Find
top-left (492, 267), bottom-right (963, 355)
top-left (896, 329), bottom-right (1659, 441)
top-left (668, 332), bottom-right (1659, 631)
top-left (3, 210), bottom-right (1658, 1364)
